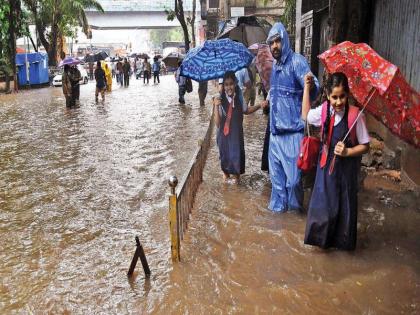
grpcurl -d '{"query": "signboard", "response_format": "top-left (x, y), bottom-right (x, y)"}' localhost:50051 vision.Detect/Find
top-left (230, 7), bottom-right (244, 17)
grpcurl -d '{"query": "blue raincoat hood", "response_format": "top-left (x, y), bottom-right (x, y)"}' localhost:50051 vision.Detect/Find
top-left (266, 22), bottom-right (292, 65)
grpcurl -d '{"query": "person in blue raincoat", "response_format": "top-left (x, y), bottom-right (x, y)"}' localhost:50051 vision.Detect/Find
top-left (263, 22), bottom-right (319, 212)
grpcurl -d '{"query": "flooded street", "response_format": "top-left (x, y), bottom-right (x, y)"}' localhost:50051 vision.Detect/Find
top-left (0, 76), bottom-right (210, 313)
top-left (156, 108), bottom-right (420, 314)
top-left (0, 77), bottom-right (419, 314)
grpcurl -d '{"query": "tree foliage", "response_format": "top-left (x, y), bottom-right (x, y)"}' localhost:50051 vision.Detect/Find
top-left (149, 28), bottom-right (184, 49)
top-left (0, 0), bottom-right (28, 91)
top-left (164, 0), bottom-right (190, 52)
top-left (23, 0), bottom-right (104, 66)
top-left (279, 0), bottom-right (296, 34)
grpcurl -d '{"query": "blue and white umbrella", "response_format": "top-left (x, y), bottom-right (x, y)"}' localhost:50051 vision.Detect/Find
top-left (180, 38), bottom-right (254, 81)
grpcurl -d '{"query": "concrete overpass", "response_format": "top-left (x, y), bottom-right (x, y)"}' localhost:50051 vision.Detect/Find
top-left (86, 0), bottom-right (197, 30)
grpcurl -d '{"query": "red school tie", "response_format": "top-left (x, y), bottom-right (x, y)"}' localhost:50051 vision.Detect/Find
top-left (320, 114), bottom-right (335, 168)
top-left (223, 98), bottom-right (234, 136)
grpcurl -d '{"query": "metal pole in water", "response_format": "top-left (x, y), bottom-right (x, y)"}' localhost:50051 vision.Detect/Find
top-left (127, 236), bottom-right (151, 277)
top-left (136, 236), bottom-right (151, 276)
top-left (168, 175), bottom-right (180, 261)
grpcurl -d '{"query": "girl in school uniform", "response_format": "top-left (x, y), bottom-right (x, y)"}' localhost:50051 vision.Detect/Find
top-left (301, 72), bottom-right (370, 250)
top-left (213, 71), bottom-right (263, 184)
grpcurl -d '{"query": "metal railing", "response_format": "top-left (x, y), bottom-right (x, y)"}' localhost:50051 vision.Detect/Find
top-left (168, 109), bottom-right (214, 261)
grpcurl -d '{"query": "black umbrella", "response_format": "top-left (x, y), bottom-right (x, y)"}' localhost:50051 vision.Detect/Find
top-left (94, 51), bottom-right (108, 61)
top-left (217, 16), bottom-right (272, 47)
top-left (84, 54), bottom-right (95, 63)
top-left (85, 51), bottom-right (108, 63)
top-left (162, 52), bottom-right (184, 68)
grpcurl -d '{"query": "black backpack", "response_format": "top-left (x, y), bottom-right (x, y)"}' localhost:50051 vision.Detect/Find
top-left (186, 78), bottom-right (193, 93)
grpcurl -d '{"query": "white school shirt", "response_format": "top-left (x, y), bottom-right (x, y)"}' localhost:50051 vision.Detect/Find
top-left (307, 105), bottom-right (370, 144)
top-left (218, 93), bottom-right (247, 117)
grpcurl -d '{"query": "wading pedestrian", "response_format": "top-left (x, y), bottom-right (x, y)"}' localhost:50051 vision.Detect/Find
top-left (62, 65), bottom-right (73, 108)
top-left (94, 61), bottom-right (107, 102)
top-left (123, 58), bottom-right (130, 87)
top-left (152, 57), bottom-right (161, 84)
top-left (69, 64), bottom-right (82, 106)
top-left (264, 22), bottom-right (319, 212)
top-left (302, 72), bottom-right (370, 250)
top-left (143, 58), bottom-right (151, 84)
top-left (213, 71), bottom-right (263, 184)
top-left (175, 61), bottom-right (186, 104)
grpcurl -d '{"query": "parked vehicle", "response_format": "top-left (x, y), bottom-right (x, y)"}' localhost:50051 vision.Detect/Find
top-left (52, 65), bottom-right (89, 87)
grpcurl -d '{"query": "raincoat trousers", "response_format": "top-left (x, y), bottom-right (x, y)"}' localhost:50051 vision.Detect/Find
top-left (267, 23), bottom-right (319, 212)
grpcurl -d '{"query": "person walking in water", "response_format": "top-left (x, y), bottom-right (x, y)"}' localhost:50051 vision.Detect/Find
top-left (122, 58), bottom-right (131, 87)
top-left (198, 81), bottom-right (208, 106)
top-left (104, 63), bottom-right (112, 92)
top-left (111, 61), bottom-right (116, 79)
top-left (264, 22), bottom-right (319, 212)
top-left (152, 57), bottom-right (161, 84)
top-left (143, 58), bottom-right (151, 84)
top-left (88, 61), bottom-right (94, 80)
top-left (302, 72), bottom-right (370, 250)
top-left (94, 61), bottom-right (107, 102)
top-left (69, 64), bottom-right (82, 106)
top-left (213, 71), bottom-right (264, 184)
top-left (116, 59), bottom-right (123, 86)
top-left (175, 61), bottom-right (186, 104)
top-left (62, 65), bottom-right (73, 108)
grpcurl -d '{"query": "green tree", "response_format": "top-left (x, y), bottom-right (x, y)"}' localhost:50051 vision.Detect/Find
top-left (279, 0), bottom-right (296, 34)
top-left (23, 0), bottom-right (104, 66)
top-left (186, 0), bottom-right (196, 48)
top-left (149, 28), bottom-right (183, 49)
top-left (165, 0), bottom-right (190, 52)
top-left (0, 0), bottom-right (28, 92)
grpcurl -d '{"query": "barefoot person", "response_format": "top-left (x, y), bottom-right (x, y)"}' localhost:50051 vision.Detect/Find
top-left (213, 71), bottom-right (263, 183)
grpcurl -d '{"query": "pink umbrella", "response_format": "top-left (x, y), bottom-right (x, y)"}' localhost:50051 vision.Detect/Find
top-left (254, 44), bottom-right (273, 90)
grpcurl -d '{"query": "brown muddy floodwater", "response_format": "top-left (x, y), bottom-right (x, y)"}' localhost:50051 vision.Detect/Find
top-left (0, 77), bottom-right (419, 314)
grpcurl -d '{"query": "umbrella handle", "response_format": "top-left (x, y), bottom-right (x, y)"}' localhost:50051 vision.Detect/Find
top-left (341, 88), bottom-right (377, 143)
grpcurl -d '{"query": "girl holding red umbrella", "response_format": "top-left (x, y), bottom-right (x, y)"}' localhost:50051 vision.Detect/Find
top-left (302, 72), bottom-right (370, 250)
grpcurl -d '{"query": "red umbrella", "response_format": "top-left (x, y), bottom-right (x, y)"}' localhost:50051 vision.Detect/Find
top-left (319, 41), bottom-right (420, 148)
top-left (254, 44), bottom-right (273, 90)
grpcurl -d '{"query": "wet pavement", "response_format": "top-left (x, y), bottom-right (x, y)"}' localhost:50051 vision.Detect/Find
top-left (0, 77), bottom-right (419, 314)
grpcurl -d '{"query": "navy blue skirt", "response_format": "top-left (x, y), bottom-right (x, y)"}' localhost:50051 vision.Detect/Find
top-left (304, 118), bottom-right (360, 250)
